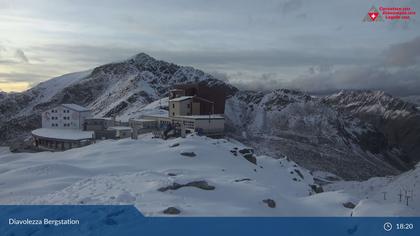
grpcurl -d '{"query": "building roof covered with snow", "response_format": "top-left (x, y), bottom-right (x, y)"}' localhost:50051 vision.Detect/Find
top-left (169, 96), bottom-right (194, 102)
top-left (32, 128), bottom-right (94, 141)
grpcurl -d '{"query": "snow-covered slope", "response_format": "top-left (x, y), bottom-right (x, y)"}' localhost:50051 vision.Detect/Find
top-left (69, 53), bottom-right (235, 119)
top-left (0, 71), bottom-right (90, 121)
top-left (225, 89), bottom-right (409, 180)
top-left (0, 135), bottom-right (316, 216)
top-left (0, 136), bottom-right (417, 216)
top-left (325, 163), bottom-right (420, 216)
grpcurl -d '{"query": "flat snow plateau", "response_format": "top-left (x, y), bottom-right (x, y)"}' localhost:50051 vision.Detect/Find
top-left (0, 135), bottom-right (418, 216)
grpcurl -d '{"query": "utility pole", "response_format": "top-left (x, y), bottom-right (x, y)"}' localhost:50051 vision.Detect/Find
top-left (398, 190), bottom-right (403, 202)
top-left (405, 195), bottom-right (411, 206)
top-left (382, 191), bottom-right (387, 200)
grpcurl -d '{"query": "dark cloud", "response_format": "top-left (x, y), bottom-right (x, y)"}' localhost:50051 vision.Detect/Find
top-left (0, 59), bottom-right (18, 65)
top-left (14, 49), bottom-right (29, 63)
top-left (0, 72), bottom-right (46, 83)
top-left (223, 65), bottom-right (420, 97)
top-left (222, 36), bottom-right (420, 96)
top-left (30, 43), bottom-right (374, 71)
top-left (281, 0), bottom-right (303, 14)
top-left (30, 44), bottom-right (139, 65)
top-left (289, 66), bottom-right (420, 96)
top-left (154, 49), bottom-right (373, 69)
top-left (207, 71), bottom-right (230, 83)
top-left (383, 36), bottom-right (420, 67)
top-left (229, 72), bottom-right (283, 92)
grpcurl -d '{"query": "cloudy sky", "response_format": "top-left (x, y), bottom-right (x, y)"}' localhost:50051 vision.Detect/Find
top-left (0, 0), bottom-right (419, 96)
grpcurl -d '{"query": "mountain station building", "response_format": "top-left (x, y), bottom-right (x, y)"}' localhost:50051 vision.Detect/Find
top-left (32, 104), bottom-right (95, 151)
top-left (131, 83), bottom-right (227, 137)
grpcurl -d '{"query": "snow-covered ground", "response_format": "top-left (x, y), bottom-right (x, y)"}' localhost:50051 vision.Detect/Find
top-left (325, 163), bottom-right (420, 216)
top-left (0, 135), bottom-right (418, 216)
top-left (117, 97), bottom-right (169, 121)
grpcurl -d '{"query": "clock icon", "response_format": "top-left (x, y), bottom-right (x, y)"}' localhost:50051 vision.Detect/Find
top-left (384, 222), bottom-right (393, 232)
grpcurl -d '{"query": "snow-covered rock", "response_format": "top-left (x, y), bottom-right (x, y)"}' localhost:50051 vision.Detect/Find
top-left (225, 89), bottom-right (410, 180)
top-left (324, 90), bottom-right (420, 167)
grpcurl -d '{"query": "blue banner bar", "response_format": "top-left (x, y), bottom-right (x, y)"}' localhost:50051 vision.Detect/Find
top-left (0, 205), bottom-right (419, 236)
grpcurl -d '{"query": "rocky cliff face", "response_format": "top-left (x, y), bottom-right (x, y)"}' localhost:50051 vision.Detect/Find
top-left (324, 90), bottom-right (420, 165)
top-left (224, 89), bottom-right (413, 180)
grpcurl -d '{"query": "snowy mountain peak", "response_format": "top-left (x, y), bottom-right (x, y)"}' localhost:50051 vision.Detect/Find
top-left (325, 90), bottom-right (418, 119)
top-left (0, 53), bottom-right (236, 143)
top-left (130, 52), bottom-right (157, 64)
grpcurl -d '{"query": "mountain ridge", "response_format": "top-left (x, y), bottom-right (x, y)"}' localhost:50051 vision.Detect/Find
top-left (0, 53), bottom-right (419, 180)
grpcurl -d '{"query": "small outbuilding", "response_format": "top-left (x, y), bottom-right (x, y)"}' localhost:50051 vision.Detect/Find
top-left (108, 126), bottom-right (132, 139)
top-left (32, 128), bottom-right (94, 151)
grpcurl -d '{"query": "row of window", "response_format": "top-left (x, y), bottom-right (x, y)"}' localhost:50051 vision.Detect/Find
top-left (51, 123), bottom-right (72, 127)
top-left (171, 103), bottom-right (192, 108)
top-left (51, 116), bottom-right (71, 120)
top-left (172, 120), bottom-right (195, 129)
top-left (51, 109), bottom-right (71, 113)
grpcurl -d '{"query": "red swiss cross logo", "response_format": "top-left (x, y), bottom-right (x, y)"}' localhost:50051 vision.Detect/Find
top-left (363, 6), bottom-right (383, 22)
top-left (369, 12), bottom-right (379, 21)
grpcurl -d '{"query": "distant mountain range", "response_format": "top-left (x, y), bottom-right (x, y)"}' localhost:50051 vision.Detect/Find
top-left (402, 95), bottom-right (420, 106)
top-left (1, 53), bottom-right (419, 180)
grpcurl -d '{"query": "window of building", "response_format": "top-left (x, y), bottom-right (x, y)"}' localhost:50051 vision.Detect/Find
top-left (172, 112), bottom-right (175, 116)
top-left (172, 104), bottom-right (175, 108)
